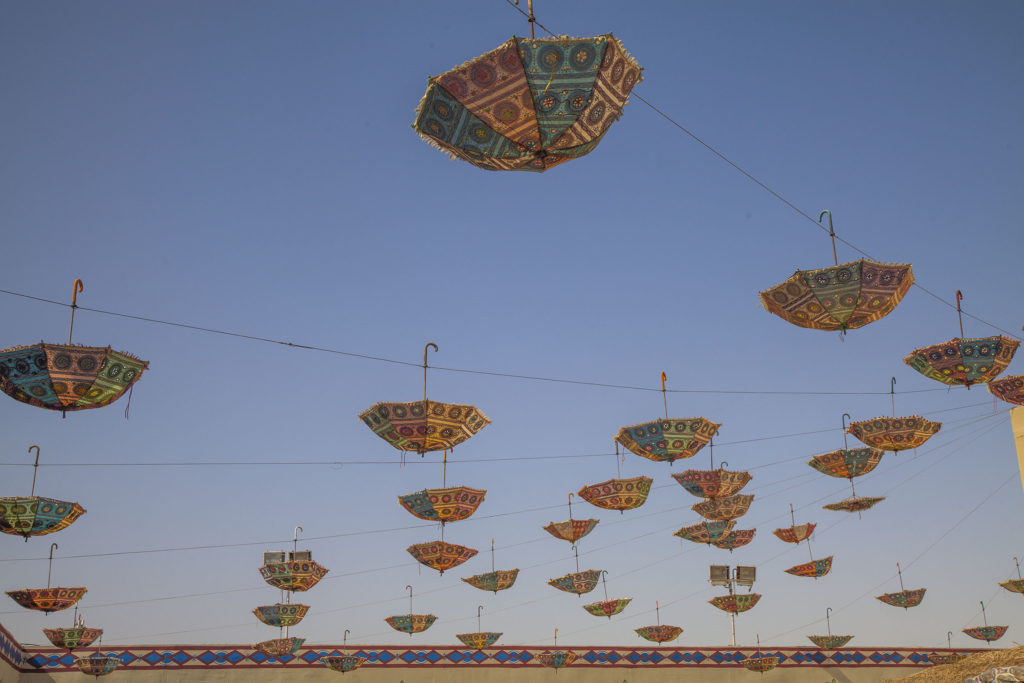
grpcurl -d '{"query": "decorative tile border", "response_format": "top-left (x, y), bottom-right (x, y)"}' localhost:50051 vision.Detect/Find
top-left (0, 621), bottom-right (26, 670)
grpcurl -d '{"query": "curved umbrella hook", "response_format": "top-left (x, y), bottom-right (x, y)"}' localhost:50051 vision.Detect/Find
top-left (47, 542), bottom-right (58, 588)
top-left (68, 278), bottom-right (84, 345)
top-left (553, 627), bottom-right (558, 647)
top-left (1014, 557), bottom-right (1021, 580)
top-left (660, 372), bottom-right (668, 419)
top-left (980, 600), bottom-right (987, 626)
top-left (477, 604), bottom-right (484, 631)
top-left (819, 210), bottom-right (838, 266)
top-left (841, 413), bottom-right (851, 450)
top-left (955, 290), bottom-right (965, 338)
top-left (567, 492), bottom-right (574, 521)
top-left (896, 562), bottom-right (905, 593)
top-left (344, 629), bottom-right (350, 646)
top-left (601, 570), bottom-right (609, 601)
top-left (947, 630), bottom-right (953, 649)
top-left (406, 585), bottom-right (414, 613)
top-left (28, 444), bottom-right (41, 498)
top-left (826, 607), bottom-right (833, 637)
top-left (423, 343), bottom-right (438, 402)
top-left (890, 377), bottom-right (897, 418)
top-left (293, 526), bottom-right (303, 555)
top-left (655, 600), bottom-right (661, 625)
top-left (718, 460), bottom-right (728, 471)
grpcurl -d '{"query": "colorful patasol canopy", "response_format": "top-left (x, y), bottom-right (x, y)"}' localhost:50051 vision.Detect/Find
top-left (928, 653), bottom-right (967, 666)
top-left (675, 520), bottom-right (735, 545)
top-left (7, 587), bottom-right (86, 613)
top-left (673, 468), bottom-right (751, 499)
top-left (253, 603), bottom-right (310, 628)
top-left (990, 375), bottom-right (1024, 406)
top-left (360, 400), bottom-right (491, 454)
top-left (75, 654), bottom-right (120, 678)
top-left (759, 258), bottom-right (914, 333)
top-left (254, 637), bottom-right (305, 657)
top-left (259, 558), bottom-right (328, 592)
top-left (963, 626), bottom-right (1008, 643)
top-left (0, 343), bottom-right (148, 413)
top-left (544, 518), bottom-right (599, 544)
top-left (456, 631), bottom-right (502, 650)
top-left (773, 523), bottom-right (815, 544)
top-left (712, 529), bottom-right (756, 552)
top-left (537, 651), bottom-right (578, 669)
top-left (847, 416), bottom-right (941, 452)
top-left (397, 487), bottom-right (486, 524)
top-left (583, 598), bottom-right (631, 618)
top-left (1000, 579), bottom-right (1024, 594)
top-left (43, 626), bottom-right (103, 651)
top-left (635, 625), bottom-right (683, 643)
top-left (785, 556), bottom-right (833, 578)
top-left (904, 336), bottom-right (1019, 388)
top-left (823, 496), bottom-right (885, 513)
top-left (548, 569), bottom-right (602, 596)
top-left (807, 635), bottom-right (853, 649)
top-left (0, 497), bottom-right (85, 540)
top-left (385, 614), bottom-right (437, 635)
top-left (578, 476), bottom-right (652, 512)
top-left (414, 34), bottom-right (641, 172)
top-left (321, 654), bottom-right (367, 673)
top-left (808, 448), bottom-right (884, 480)
top-left (616, 418), bottom-right (720, 465)
top-left (407, 540), bottom-right (477, 574)
top-left (876, 588), bottom-right (926, 609)
top-left (709, 593), bottom-right (761, 614)
top-left (462, 569), bottom-right (519, 593)
top-left (692, 493), bottom-right (754, 521)
top-left (742, 655), bottom-right (779, 673)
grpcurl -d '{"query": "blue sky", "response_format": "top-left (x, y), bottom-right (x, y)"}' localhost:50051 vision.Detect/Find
top-left (1, 0), bottom-right (1023, 651)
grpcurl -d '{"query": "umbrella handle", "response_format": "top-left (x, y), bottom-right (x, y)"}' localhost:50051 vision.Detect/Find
top-left (718, 461), bottom-right (728, 470)
top-left (955, 290), bottom-right (964, 338)
top-left (293, 526), bottom-right (303, 554)
top-left (478, 605), bottom-right (484, 631)
top-left (660, 371), bottom-right (668, 418)
top-left (841, 413), bottom-right (851, 449)
top-left (568, 492), bottom-right (574, 520)
top-left (826, 607), bottom-right (832, 637)
top-left (68, 278), bottom-right (84, 345)
top-left (344, 629), bottom-right (349, 646)
top-left (406, 585), bottom-right (413, 613)
top-left (890, 377), bottom-right (896, 417)
top-left (553, 627), bottom-right (557, 647)
top-left (28, 444), bottom-right (40, 498)
top-left (423, 343), bottom-right (438, 402)
top-left (819, 210), bottom-right (838, 266)
top-left (48, 542), bottom-right (58, 588)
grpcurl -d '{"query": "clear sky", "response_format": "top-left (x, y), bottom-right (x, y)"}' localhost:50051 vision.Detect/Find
top-left (1, 0), bottom-right (1023, 652)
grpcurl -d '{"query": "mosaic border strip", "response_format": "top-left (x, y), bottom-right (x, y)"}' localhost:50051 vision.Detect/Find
top-left (0, 621), bottom-right (26, 669)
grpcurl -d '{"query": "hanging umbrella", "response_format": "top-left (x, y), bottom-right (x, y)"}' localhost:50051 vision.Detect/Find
top-left (773, 524), bottom-right (815, 544)
top-left (456, 605), bottom-right (502, 650)
top-left (673, 466), bottom-right (751, 499)
top-left (256, 528), bottom-right (320, 652)
top-left (809, 417), bottom-right (885, 479)
top-left (962, 601), bottom-right (1008, 643)
top-left (999, 558), bottom-right (1024, 594)
top-left (322, 630), bottom-right (367, 674)
top-left (785, 557), bottom-right (833, 578)
top-left (712, 529), bottom-right (756, 552)
top-left (741, 636), bottom-right (779, 674)
top-left (0, 280), bottom-right (148, 415)
top-left (876, 563), bottom-right (926, 609)
top-left (904, 291), bottom-right (1019, 388)
top-left (548, 571), bottom-right (602, 596)
top-left (578, 476), bottom-right (652, 512)
top-left (929, 632), bottom-right (966, 665)
top-left (6, 543), bottom-right (85, 613)
top-left (252, 603), bottom-right (310, 628)
top-left (990, 375), bottom-right (1024, 406)
top-left (674, 519), bottom-right (736, 545)
top-left (75, 650), bottom-right (120, 678)
top-left (806, 607), bottom-right (853, 649)
top-left (359, 344), bottom-right (491, 456)
top-left (823, 496), bottom-right (885, 513)
top-left (259, 529), bottom-right (329, 591)
top-left (0, 445), bottom-right (85, 540)
top-left (537, 629), bottom-right (578, 671)
top-left (775, 504), bottom-right (831, 577)
top-left (635, 601), bottom-right (683, 643)
top-left (615, 373), bottom-right (720, 465)
top-left (693, 493), bottom-right (754, 521)
top-left (413, 8), bottom-right (642, 175)
top-left (847, 378), bottom-right (942, 453)
top-left (544, 494), bottom-right (599, 547)
top-left (759, 212), bottom-right (914, 333)
top-left (582, 571), bottom-right (631, 618)
top-left (398, 486), bottom-right (486, 524)
top-left (43, 607), bottom-right (102, 651)
top-left (408, 540), bottom-right (478, 575)
top-left (385, 585), bottom-right (437, 636)
top-left (462, 539), bottom-right (520, 593)
top-left (254, 638), bottom-right (305, 657)
top-left (709, 593), bottom-right (761, 614)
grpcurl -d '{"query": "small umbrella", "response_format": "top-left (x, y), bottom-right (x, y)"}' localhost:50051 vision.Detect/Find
top-left (712, 529), bottom-right (756, 552)
top-left (537, 628), bottom-right (577, 671)
top-left (785, 557), bottom-right (833, 579)
top-left (359, 344), bottom-right (491, 457)
top-left (635, 601), bottom-right (683, 643)
top-left (876, 563), bottom-right (926, 609)
top-left (75, 639), bottom-right (120, 679)
top-left (462, 539), bottom-right (520, 593)
top-left (254, 638), bottom-right (305, 657)
top-left (252, 603), bottom-right (310, 628)
top-left (0, 445), bottom-right (85, 540)
top-left (456, 605), bottom-right (503, 650)
top-left (809, 416), bottom-right (885, 480)
top-left (398, 486), bottom-right (486, 524)
top-left (543, 493), bottom-right (599, 546)
top-left (999, 558), bottom-right (1024, 594)
top-left (674, 465), bottom-right (751, 500)
top-left (583, 571), bottom-right (631, 618)
top-left (773, 504), bottom-right (815, 544)
top-left (962, 601), bottom-right (1008, 643)
top-left (806, 607), bottom-right (853, 649)
top-left (548, 544), bottom-right (601, 596)
top-left (6, 542), bottom-right (86, 613)
top-left (0, 279), bottom-right (148, 416)
top-left (408, 540), bottom-right (478, 575)
top-left (43, 607), bottom-right (102, 651)
top-left (776, 504), bottom-right (832, 578)
top-left (990, 375), bottom-right (1024, 406)
top-left (929, 632), bottom-right (966, 665)
top-left (413, 11), bottom-right (642, 174)
top-left (904, 291), bottom-right (1019, 388)
top-left (823, 496), bottom-right (885, 514)
top-left (578, 475), bottom-right (652, 512)
top-left (693, 493), bottom-right (754, 521)
top-left (259, 527), bottom-right (329, 591)
top-left (759, 211), bottom-right (914, 333)
top-left (615, 373), bottom-right (720, 465)
top-left (742, 635), bottom-right (779, 674)
top-left (385, 585), bottom-right (437, 636)
top-left (847, 379), bottom-right (942, 453)
top-left (322, 630), bottom-right (367, 674)
top-left (709, 593), bottom-right (761, 614)
top-left (674, 519), bottom-right (736, 545)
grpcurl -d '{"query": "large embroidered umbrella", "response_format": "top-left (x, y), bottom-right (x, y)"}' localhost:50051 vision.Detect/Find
top-left (75, 652), bottom-right (120, 678)
top-left (321, 630), bottom-right (367, 674)
top-left (543, 493), bottom-right (599, 547)
top-left (0, 445), bottom-right (85, 540)
top-left (578, 476), bottom-right (652, 512)
top-left (674, 519), bottom-right (735, 545)
top-left (999, 558), bottom-right (1024, 595)
top-left (583, 571), bottom-right (631, 619)
top-left (712, 529), bottom-right (756, 552)
top-left (809, 418), bottom-right (885, 480)
top-left (635, 601), bottom-right (683, 643)
top-left (674, 466), bottom-right (751, 500)
top-left (43, 607), bottom-right (102, 651)
top-left (709, 593), bottom-right (761, 614)
top-left (253, 603), bottom-right (310, 628)
top-left (876, 563), bottom-right (926, 609)
top-left (807, 607), bottom-right (853, 649)
top-left (462, 539), bottom-right (519, 593)
top-left (398, 486), bottom-right (486, 524)
top-left (759, 212), bottom-right (914, 333)
top-left (537, 629), bottom-right (578, 670)
top-left (6, 543), bottom-right (85, 613)
top-left (254, 638), bottom-right (304, 657)
top-left (962, 602), bottom-right (1008, 644)
top-left (904, 291), bottom-right (1019, 388)
top-left (385, 585), bottom-right (437, 636)
top-left (785, 557), bottom-right (833, 579)
top-left (259, 554), bottom-right (328, 591)
top-left (549, 570), bottom-right (602, 596)
top-left (413, 12), bottom-right (642, 174)
top-left (408, 540), bottom-right (478, 575)
top-left (693, 493), bottom-right (754, 521)
top-left (1, 282), bottom-right (148, 415)
top-left (360, 344), bottom-right (490, 457)
top-left (615, 373), bottom-right (720, 465)
top-left (847, 379), bottom-right (942, 454)
top-left (741, 636), bottom-right (779, 674)
top-left (456, 605), bottom-right (503, 650)
top-left (990, 375), bottom-right (1024, 406)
